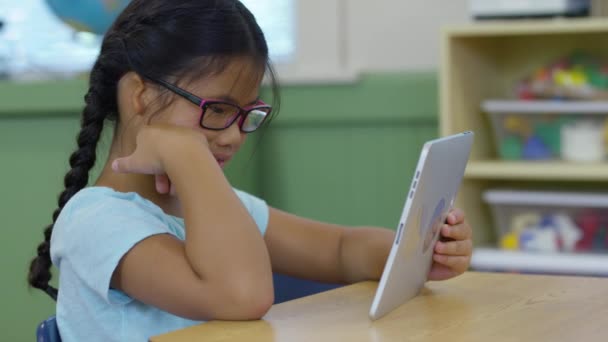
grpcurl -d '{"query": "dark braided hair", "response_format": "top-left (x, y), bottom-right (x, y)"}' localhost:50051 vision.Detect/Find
top-left (28, 0), bottom-right (279, 301)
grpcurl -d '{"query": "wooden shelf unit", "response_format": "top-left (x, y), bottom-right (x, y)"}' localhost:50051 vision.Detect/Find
top-left (440, 18), bottom-right (608, 253)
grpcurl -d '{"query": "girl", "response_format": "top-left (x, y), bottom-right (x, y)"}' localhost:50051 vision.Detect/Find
top-left (28, 0), bottom-right (473, 341)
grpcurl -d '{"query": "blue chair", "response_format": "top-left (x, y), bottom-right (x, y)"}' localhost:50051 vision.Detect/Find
top-left (36, 316), bottom-right (61, 342)
top-left (36, 275), bottom-right (342, 340)
top-left (272, 273), bottom-right (343, 304)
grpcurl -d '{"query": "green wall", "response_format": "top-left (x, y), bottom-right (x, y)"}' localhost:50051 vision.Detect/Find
top-left (0, 72), bottom-right (438, 341)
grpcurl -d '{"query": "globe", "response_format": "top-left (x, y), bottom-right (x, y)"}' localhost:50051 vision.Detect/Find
top-left (46, 0), bottom-right (131, 35)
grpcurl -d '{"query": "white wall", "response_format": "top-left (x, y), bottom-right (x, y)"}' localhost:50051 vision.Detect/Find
top-left (345, 0), bottom-right (470, 71)
top-left (271, 0), bottom-right (471, 82)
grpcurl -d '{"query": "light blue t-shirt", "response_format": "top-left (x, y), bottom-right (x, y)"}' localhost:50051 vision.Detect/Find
top-left (50, 186), bottom-right (269, 342)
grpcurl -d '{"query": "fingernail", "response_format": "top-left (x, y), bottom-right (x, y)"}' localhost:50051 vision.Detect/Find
top-left (111, 160), bottom-right (119, 171)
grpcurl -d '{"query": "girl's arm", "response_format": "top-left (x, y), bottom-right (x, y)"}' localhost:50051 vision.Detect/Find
top-left (111, 126), bottom-right (273, 321)
top-left (265, 207), bottom-right (472, 284)
top-left (264, 208), bottom-right (392, 284)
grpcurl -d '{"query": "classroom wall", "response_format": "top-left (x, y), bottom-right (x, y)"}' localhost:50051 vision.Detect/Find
top-left (0, 72), bottom-right (438, 340)
top-left (291, 0), bottom-right (470, 79)
top-left (241, 72), bottom-right (439, 226)
top-left (346, 0), bottom-right (470, 71)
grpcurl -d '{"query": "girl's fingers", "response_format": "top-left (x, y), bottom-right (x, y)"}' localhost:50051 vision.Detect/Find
top-left (427, 263), bottom-right (458, 281)
top-left (446, 208), bottom-right (465, 225)
top-left (155, 174), bottom-right (177, 196)
top-left (169, 179), bottom-right (177, 196)
top-left (432, 254), bottom-right (470, 272)
top-left (441, 223), bottom-right (472, 240)
top-left (155, 174), bottom-right (171, 194)
top-left (434, 239), bottom-right (472, 256)
top-left (112, 157), bottom-right (135, 173)
top-left (112, 155), bottom-right (153, 174)
top-left (112, 153), bottom-right (163, 175)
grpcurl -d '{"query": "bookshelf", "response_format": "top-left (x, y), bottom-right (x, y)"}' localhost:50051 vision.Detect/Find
top-left (440, 18), bottom-right (608, 275)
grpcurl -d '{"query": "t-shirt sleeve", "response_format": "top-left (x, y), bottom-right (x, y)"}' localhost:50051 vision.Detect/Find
top-left (233, 188), bottom-right (270, 236)
top-left (51, 193), bottom-right (171, 305)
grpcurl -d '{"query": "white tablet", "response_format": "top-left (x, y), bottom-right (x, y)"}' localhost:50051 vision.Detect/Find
top-left (369, 131), bottom-right (474, 321)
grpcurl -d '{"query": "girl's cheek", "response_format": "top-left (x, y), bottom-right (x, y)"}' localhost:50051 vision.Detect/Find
top-left (169, 112), bottom-right (201, 129)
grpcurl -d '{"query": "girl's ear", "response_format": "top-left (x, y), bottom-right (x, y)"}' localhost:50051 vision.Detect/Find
top-left (118, 71), bottom-right (153, 117)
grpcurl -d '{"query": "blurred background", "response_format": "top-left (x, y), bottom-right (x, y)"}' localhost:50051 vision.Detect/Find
top-left (3, 0), bottom-right (608, 340)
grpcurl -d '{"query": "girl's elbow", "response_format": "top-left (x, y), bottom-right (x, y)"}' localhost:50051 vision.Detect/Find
top-left (188, 285), bottom-right (273, 321)
top-left (241, 294), bottom-right (274, 320)
top-left (230, 283), bottom-right (274, 320)
top-left (207, 279), bottom-right (273, 320)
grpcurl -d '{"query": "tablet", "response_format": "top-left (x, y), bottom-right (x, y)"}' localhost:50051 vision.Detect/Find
top-left (369, 131), bottom-right (473, 321)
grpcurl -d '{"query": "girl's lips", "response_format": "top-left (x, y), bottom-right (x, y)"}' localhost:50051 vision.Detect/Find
top-left (214, 155), bottom-right (231, 168)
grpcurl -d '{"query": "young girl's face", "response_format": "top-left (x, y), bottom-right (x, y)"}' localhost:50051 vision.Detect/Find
top-left (152, 59), bottom-right (264, 168)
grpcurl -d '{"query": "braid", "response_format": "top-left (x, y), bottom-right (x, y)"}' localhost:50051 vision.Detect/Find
top-left (28, 73), bottom-right (111, 301)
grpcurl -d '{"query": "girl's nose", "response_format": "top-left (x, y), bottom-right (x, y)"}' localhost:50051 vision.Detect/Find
top-left (216, 120), bottom-right (245, 148)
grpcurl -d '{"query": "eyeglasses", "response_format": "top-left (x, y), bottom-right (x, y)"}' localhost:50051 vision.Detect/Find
top-left (147, 77), bottom-right (272, 133)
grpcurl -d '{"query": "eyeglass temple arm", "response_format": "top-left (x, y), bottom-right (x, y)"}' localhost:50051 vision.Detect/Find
top-left (143, 75), bottom-right (203, 106)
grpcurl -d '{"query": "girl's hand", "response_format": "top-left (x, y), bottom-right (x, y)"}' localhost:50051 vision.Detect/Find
top-left (112, 124), bottom-right (208, 177)
top-left (154, 174), bottom-right (176, 196)
top-left (428, 208), bottom-right (472, 281)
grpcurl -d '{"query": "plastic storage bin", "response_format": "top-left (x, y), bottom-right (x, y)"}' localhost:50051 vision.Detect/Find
top-left (483, 190), bottom-right (608, 254)
top-left (483, 100), bottom-right (608, 162)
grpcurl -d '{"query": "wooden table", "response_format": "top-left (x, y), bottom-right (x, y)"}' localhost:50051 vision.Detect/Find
top-left (151, 272), bottom-right (608, 342)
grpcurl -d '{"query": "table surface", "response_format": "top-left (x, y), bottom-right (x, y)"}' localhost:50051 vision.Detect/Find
top-left (151, 272), bottom-right (608, 342)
